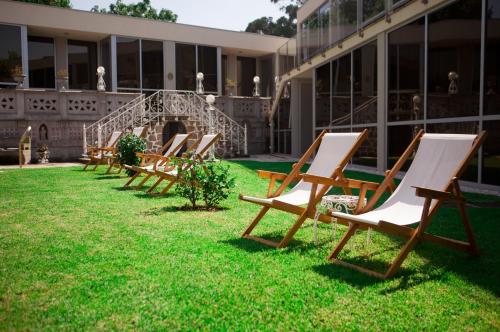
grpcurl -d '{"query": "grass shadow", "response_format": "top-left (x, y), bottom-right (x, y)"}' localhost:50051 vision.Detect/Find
top-left (142, 205), bottom-right (229, 216)
top-left (133, 192), bottom-right (175, 199)
top-left (220, 237), bottom-right (278, 253)
top-left (94, 175), bottom-right (123, 180)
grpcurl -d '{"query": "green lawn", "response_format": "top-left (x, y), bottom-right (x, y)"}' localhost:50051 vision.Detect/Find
top-left (1, 161), bottom-right (499, 331)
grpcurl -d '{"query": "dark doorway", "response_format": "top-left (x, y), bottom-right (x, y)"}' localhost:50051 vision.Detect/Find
top-left (162, 121), bottom-right (187, 153)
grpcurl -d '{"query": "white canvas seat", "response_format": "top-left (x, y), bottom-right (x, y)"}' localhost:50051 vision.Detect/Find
top-left (240, 130), bottom-right (369, 248)
top-left (146, 133), bottom-right (222, 195)
top-left (242, 133), bottom-right (364, 207)
top-left (327, 130), bottom-right (486, 279)
top-left (332, 134), bottom-right (477, 226)
top-left (123, 133), bottom-right (191, 189)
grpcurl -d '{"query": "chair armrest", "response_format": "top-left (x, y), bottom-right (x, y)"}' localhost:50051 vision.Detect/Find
top-left (137, 152), bottom-right (163, 159)
top-left (346, 178), bottom-right (381, 191)
top-left (257, 170), bottom-right (288, 181)
top-left (413, 186), bottom-right (463, 202)
top-left (301, 174), bottom-right (349, 187)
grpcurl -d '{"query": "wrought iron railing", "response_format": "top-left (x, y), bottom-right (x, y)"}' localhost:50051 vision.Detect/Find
top-left (83, 90), bottom-right (247, 157)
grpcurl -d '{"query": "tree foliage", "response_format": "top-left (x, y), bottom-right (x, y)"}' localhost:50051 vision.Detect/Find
top-left (245, 0), bottom-right (305, 37)
top-left (91, 0), bottom-right (177, 22)
top-left (14, 0), bottom-right (71, 8)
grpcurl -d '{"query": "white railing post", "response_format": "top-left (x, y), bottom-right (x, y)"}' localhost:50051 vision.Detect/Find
top-left (83, 123), bottom-right (87, 155)
top-left (244, 123), bottom-right (248, 156)
top-left (97, 123), bottom-right (102, 148)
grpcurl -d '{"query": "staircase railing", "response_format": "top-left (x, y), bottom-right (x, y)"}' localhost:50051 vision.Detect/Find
top-left (83, 90), bottom-right (247, 157)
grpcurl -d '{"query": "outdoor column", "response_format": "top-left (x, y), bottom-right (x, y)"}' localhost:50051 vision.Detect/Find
top-left (376, 33), bottom-right (386, 173)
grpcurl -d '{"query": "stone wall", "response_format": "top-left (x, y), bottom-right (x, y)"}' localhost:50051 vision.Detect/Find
top-left (215, 96), bottom-right (271, 155)
top-left (0, 89), bottom-right (140, 162)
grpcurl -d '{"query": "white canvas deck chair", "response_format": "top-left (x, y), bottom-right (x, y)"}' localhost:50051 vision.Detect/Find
top-left (327, 130), bottom-right (487, 279)
top-left (123, 133), bottom-right (192, 189)
top-left (146, 133), bottom-right (222, 195)
top-left (240, 130), bottom-right (369, 248)
top-left (105, 126), bottom-right (148, 174)
top-left (82, 130), bottom-right (123, 171)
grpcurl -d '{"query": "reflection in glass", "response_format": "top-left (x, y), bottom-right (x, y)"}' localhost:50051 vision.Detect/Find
top-left (316, 62), bottom-right (331, 127)
top-left (175, 43), bottom-right (196, 90)
top-left (68, 40), bottom-right (97, 90)
top-left (237, 56), bottom-right (256, 97)
top-left (353, 41), bottom-right (377, 124)
top-left (273, 98), bottom-right (291, 154)
top-left (141, 40), bottom-right (163, 90)
top-left (198, 46), bottom-right (217, 93)
top-left (0, 24), bottom-right (22, 84)
top-left (331, 54), bottom-right (351, 126)
top-left (426, 121), bottom-right (478, 181)
top-left (485, 0), bottom-right (500, 115)
top-left (353, 127), bottom-right (377, 167)
top-left (427, 0), bottom-right (481, 119)
top-left (28, 36), bottom-right (55, 89)
top-left (100, 38), bottom-right (111, 90)
top-left (482, 121), bottom-right (500, 185)
top-left (363, 0), bottom-right (385, 22)
top-left (387, 124), bottom-right (422, 170)
top-left (337, 0), bottom-right (357, 40)
top-left (116, 37), bottom-right (139, 89)
top-left (388, 18), bottom-right (425, 122)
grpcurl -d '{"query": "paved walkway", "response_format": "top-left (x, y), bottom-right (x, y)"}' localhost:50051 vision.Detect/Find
top-left (0, 162), bottom-right (81, 170)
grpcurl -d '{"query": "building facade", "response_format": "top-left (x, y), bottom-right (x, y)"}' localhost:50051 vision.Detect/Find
top-left (274, 0), bottom-right (499, 191)
top-left (0, 0), bottom-right (285, 160)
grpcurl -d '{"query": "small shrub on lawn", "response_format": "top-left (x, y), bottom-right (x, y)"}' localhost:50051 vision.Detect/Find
top-left (173, 156), bottom-right (235, 210)
top-left (117, 133), bottom-right (147, 176)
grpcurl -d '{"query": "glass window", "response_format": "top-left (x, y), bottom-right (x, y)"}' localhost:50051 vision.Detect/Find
top-left (68, 40), bottom-right (97, 90)
top-left (387, 124), bottom-right (423, 170)
top-left (426, 121), bottom-right (478, 182)
top-left (337, 0), bottom-right (357, 40)
top-left (28, 36), bottom-right (55, 89)
top-left (116, 37), bottom-right (139, 89)
top-left (482, 120), bottom-right (500, 185)
top-left (353, 127), bottom-right (377, 167)
top-left (0, 24), bottom-right (22, 84)
top-left (316, 62), bottom-right (331, 127)
top-left (308, 13), bottom-right (320, 57)
top-left (100, 37), bottom-right (111, 90)
top-left (363, 0), bottom-right (385, 22)
top-left (175, 43), bottom-right (196, 91)
top-left (198, 46), bottom-right (217, 93)
top-left (427, 0), bottom-right (481, 119)
top-left (353, 41), bottom-right (377, 124)
top-left (485, 0), bottom-right (500, 115)
top-left (331, 53), bottom-right (351, 125)
top-left (142, 40), bottom-right (163, 90)
top-left (237, 56), bottom-right (256, 97)
top-left (388, 18), bottom-right (425, 122)
top-left (319, 2), bottom-right (330, 50)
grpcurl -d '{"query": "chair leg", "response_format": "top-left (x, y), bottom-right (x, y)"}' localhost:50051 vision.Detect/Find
top-left (457, 201), bottom-right (479, 256)
top-left (83, 162), bottom-right (90, 170)
top-left (105, 163), bottom-right (114, 174)
top-left (278, 213), bottom-right (309, 248)
top-left (147, 177), bottom-right (164, 193)
top-left (328, 223), bottom-right (358, 260)
top-left (242, 206), bottom-right (270, 237)
top-left (92, 163), bottom-right (99, 171)
top-left (124, 172), bottom-right (140, 188)
top-left (136, 174), bottom-right (153, 190)
top-left (159, 180), bottom-right (176, 195)
top-left (383, 230), bottom-right (421, 279)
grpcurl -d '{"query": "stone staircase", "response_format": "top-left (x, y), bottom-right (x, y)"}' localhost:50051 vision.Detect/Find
top-left (84, 90), bottom-right (247, 157)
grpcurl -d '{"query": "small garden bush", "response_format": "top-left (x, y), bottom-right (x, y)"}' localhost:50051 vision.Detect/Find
top-left (173, 156), bottom-right (235, 209)
top-left (117, 133), bottom-right (147, 176)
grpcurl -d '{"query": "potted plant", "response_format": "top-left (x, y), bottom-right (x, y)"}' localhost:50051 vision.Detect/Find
top-left (56, 69), bottom-right (69, 91)
top-left (37, 144), bottom-right (50, 164)
top-left (10, 65), bottom-right (26, 89)
top-left (225, 78), bottom-right (236, 96)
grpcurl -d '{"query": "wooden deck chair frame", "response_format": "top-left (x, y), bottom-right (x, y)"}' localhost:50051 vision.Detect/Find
top-left (82, 131), bottom-right (123, 171)
top-left (123, 133), bottom-right (192, 189)
top-left (146, 133), bottom-right (222, 196)
top-left (239, 129), bottom-right (374, 249)
top-left (325, 130), bottom-right (487, 279)
top-left (105, 126), bottom-right (148, 174)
